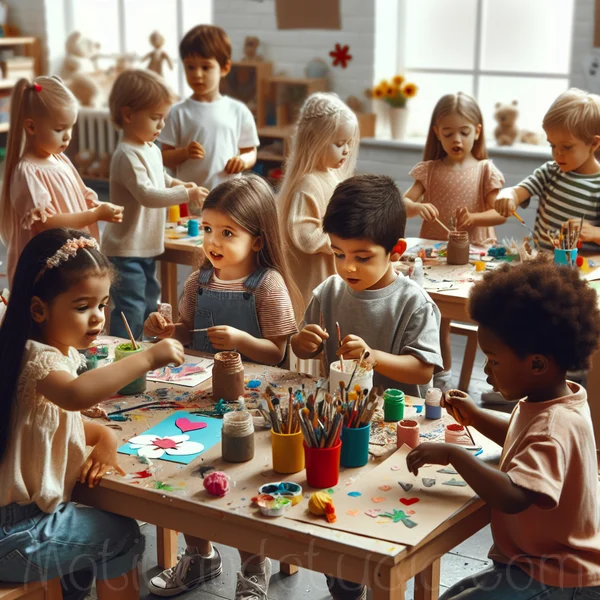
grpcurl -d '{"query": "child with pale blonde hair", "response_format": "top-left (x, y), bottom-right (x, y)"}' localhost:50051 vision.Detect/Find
top-left (496, 88), bottom-right (600, 250)
top-left (277, 92), bottom-right (359, 316)
top-left (0, 76), bottom-right (124, 286)
top-left (102, 69), bottom-right (207, 339)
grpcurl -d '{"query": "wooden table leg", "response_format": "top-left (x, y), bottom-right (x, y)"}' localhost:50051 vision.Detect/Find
top-left (279, 562), bottom-right (299, 576)
top-left (414, 559), bottom-right (441, 600)
top-left (371, 565), bottom-right (405, 600)
top-left (159, 260), bottom-right (179, 321)
top-left (156, 527), bottom-right (179, 569)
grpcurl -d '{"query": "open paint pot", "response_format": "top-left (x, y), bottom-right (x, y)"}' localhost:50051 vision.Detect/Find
top-left (114, 342), bottom-right (147, 395)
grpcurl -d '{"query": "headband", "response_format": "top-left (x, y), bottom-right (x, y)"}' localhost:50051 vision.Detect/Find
top-left (34, 237), bottom-right (99, 284)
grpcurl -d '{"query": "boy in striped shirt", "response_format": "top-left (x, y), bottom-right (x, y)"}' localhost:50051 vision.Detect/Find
top-left (495, 88), bottom-right (600, 249)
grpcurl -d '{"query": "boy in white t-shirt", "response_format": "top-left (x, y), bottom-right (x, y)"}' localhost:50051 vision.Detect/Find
top-left (159, 25), bottom-right (259, 192)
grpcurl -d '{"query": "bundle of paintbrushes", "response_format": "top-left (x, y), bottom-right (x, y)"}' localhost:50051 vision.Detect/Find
top-left (547, 217), bottom-right (582, 250)
top-left (263, 386), bottom-right (301, 435)
top-left (298, 390), bottom-right (342, 448)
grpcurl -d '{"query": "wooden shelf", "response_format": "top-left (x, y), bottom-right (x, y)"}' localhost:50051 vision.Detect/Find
top-left (267, 75), bottom-right (326, 85)
top-left (0, 79), bottom-right (17, 90)
top-left (257, 125), bottom-right (295, 138)
top-left (0, 37), bottom-right (36, 46)
top-left (257, 151), bottom-right (284, 161)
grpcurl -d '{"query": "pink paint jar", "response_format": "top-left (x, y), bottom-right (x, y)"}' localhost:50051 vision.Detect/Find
top-left (445, 423), bottom-right (468, 445)
top-left (396, 419), bottom-right (420, 449)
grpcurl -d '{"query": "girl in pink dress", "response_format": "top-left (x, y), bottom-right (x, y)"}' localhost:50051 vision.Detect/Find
top-left (404, 92), bottom-right (506, 387)
top-left (0, 76), bottom-right (124, 285)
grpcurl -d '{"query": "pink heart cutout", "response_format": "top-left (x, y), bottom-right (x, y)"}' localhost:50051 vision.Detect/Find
top-left (371, 497), bottom-right (386, 503)
top-left (346, 510), bottom-right (359, 516)
top-left (390, 465), bottom-right (402, 471)
top-left (154, 438), bottom-right (178, 450)
top-left (378, 485), bottom-right (392, 492)
top-left (407, 510), bottom-right (416, 515)
top-left (400, 497), bottom-right (420, 506)
top-left (176, 417), bottom-right (207, 433)
top-left (365, 509), bottom-right (381, 518)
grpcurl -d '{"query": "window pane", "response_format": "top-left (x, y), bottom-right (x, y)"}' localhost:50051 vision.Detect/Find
top-left (405, 72), bottom-right (474, 138)
top-left (481, 0), bottom-right (574, 74)
top-left (71, 0), bottom-right (120, 67)
top-left (404, 0), bottom-right (477, 70)
top-left (182, 0), bottom-right (213, 27)
top-left (124, 0), bottom-right (179, 92)
top-left (478, 76), bottom-right (569, 140)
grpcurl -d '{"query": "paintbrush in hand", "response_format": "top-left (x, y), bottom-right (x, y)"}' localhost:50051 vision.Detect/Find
top-left (335, 321), bottom-right (345, 372)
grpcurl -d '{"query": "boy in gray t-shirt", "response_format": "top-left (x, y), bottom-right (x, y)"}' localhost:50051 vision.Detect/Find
top-left (292, 174), bottom-right (443, 398)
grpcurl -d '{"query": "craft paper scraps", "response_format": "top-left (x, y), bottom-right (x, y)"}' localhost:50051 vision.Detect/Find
top-left (443, 478), bottom-right (468, 487)
top-left (398, 482), bottom-right (413, 492)
top-left (147, 358), bottom-right (214, 388)
top-left (365, 509), bottom-right (381, 518)
top-left (437, 467), bottom-right (458, 474)
top-left (422, 478), bottom-right (436, 488)
top-left (119, 411), bottom-right (223, 464)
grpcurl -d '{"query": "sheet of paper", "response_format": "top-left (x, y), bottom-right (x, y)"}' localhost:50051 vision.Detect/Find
top-left (285, 445), bottom-right (477, 547)
top-left (118, 411), bottom-right (222, 464)
top-left (147, 358), bottom-right (213, 388)
top-left (275, 0), bottom-right (340, 29)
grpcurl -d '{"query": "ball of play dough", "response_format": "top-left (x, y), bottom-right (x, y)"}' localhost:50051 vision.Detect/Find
top-left (308, 491), bottom-right (336, 523)
top-left (204, 471), bottom-right (230, 497)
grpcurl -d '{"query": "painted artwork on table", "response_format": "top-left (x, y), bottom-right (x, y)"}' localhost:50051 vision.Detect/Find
top-left (118, 411), bottom-right (223, 464)
top-left (285, 445), bottom-right (477, 547)
top-left (147, 358), bottom-right (214, 387)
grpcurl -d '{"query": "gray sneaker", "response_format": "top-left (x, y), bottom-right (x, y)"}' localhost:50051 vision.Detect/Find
top-left (148, 547), bottom-right (223, 597)
top-left (235, 558), bottom-right (272, 600)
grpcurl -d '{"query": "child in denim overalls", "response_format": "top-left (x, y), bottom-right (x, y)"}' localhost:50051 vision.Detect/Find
top-left (0, 228), bottom-right (185, 600)
top-left (144, 173), bottom-right (300, 598)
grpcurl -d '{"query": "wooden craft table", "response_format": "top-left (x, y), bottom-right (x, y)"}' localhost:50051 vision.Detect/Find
top-left (72, 346), bottom-right (499, 599)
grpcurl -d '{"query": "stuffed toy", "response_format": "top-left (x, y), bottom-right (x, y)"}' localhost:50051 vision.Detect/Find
top-left (61, 31), bottom-right (104, 107)
top-left (493, 100), bottom-right (519, 146)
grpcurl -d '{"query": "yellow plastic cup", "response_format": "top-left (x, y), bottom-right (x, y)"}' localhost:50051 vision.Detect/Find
top-left (271, 429), bottom-right (305, 474)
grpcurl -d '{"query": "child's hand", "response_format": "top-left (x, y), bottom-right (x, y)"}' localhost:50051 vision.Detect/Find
top-left (418, 203), bottom-right (439, 222)
top-left (571, 218), bottom-right (599, 243)
top-left (147, 338), bottom-right (185, 370)
top-left (224, 156), bottom-right (246, 174)
top-left (187, 185), bottom-right (209, 211)
top-left (95, 203), bottom-right (124, 223)
top-left (294, 325), bottom-right (329, 356)
top-left (494, 189), bottom-right (518, 217)
top-left (207, 325), bottom-right (247, 350)
top-left (442, 389), bottom-right (479, 426)
top-left (186, 141), bottom-right (205, 160)
top-left (456, 207), bottom-right (475, 231)
top-left (144, 312), bottom-right (175, 339)
top-left (406, 442), bottom-right (455, 475)
top-left (338, 334), bottom-right (371, 361)
top-left (80, 429), bottom-right (125, 488)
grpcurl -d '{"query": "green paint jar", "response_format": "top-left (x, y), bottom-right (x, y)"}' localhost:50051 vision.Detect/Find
top-left (383, 389), bottom-right (405, 422)
top-left (114, 342), bottom-right (147, 395)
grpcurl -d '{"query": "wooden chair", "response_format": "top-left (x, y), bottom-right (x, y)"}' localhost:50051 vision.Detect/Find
top-left (0, 579), bottom-right (63, 600)
top-left (450, 322), bottom-right (479, 392)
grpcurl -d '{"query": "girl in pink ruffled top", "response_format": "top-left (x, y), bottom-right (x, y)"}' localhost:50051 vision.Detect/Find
top-left (0, 76), bottom-right (124, 285)
top-left (404, 92), bottom-right (507, 388)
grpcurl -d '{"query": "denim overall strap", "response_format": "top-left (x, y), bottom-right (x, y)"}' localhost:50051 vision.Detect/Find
top-left (194, 267), bottom-right (270, 360)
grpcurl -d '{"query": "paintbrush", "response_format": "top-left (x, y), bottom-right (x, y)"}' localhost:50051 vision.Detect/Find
top-left (189, 328), bottom-right (209, 333)
top-left (287, 387), bottom-right (294, 434)
top-left (335, 321), bottom-right (345, 372)
top-left (434, 217), bottom-right (452, 235)
top-left (511, 211), bottom-right (536, 239)
top-left (465, 425), bottom-right (477, 447)
top-left (120, 312), bottom-right (138, 350)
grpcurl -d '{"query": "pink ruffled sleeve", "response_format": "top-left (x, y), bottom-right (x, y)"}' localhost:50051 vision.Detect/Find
top-left (11, 163), bottom-right (57, 230)
top-left (409, 161), bottom-right (432, 186)
top-left (483, 160), bottom-right (505, 207)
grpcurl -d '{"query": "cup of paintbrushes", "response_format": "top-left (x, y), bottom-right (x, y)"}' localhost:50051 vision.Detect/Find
top-left (340, 423), bottom-right (370, 468)
top-left (553, 248), bottom-right (578, 267)
top-left (304, 440), bottom-right (341, 488)
top-left (271, 428), bottom-right (305, 474)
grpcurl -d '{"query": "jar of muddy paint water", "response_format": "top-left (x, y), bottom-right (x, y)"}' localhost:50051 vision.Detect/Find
top-left (114, 342), bottom-right (147, 395)
top-left (447, 231), bottom-right (470, 265)
top-left (212, 351), bottom-right (244, 401)
top-left (221, 410), bottom-right (255, 462)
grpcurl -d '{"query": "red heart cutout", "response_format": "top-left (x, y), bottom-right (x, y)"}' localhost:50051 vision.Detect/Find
top-left (176, 418), bottom-right (208, 433)
top-left (400, 497), bottom-right (420, 506)
top-left (154, 438), bottom-right (178, 450)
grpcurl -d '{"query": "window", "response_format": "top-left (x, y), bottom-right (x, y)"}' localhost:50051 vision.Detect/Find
top-left (65, 0), bottom-right (213, 97)
top-left (377, 0), bottom-right (574, 140)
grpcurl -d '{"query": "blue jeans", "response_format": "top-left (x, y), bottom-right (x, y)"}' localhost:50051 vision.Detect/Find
top-left (109, 257), bottom-right (161, 340)
top-left (0, 502), bottom-right (144, 587)
top-left (440, 562), bottom-right (600, 600)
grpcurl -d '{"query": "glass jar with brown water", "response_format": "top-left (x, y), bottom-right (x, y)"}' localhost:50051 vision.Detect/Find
top-left (446, 231), bottom-right (469, 265)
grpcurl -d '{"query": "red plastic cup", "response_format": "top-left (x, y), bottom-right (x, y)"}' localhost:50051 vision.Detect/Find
top-left (304, 441), bottom-right (341, 489)
top-left (179, 203), bottom-right (189, 218)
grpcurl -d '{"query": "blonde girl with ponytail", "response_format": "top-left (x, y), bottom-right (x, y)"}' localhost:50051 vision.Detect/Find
top-left (0, 76), bottom-right (124, 285)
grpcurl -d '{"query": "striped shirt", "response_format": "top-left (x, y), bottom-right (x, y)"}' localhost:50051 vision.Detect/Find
top-left (179, 269), bottom-right (298, 340)
top-left (519, 161), bottom-right (600, 250)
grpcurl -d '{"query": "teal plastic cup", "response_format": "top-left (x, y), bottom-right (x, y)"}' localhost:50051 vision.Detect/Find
top-left (340, 423), bottom-right (370, 468)
top-left (554, 248), bottom-right (578, 266)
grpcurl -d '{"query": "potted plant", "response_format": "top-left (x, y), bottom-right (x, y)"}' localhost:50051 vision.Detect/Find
top-left (371, 75), bottom-right (418, 140)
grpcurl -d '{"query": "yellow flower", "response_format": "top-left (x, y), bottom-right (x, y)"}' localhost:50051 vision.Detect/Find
top-left (373, 86), bottom-right (385, 99)
top-left (401, 82), bottom-right (418, 98)
top-left (392, 75), bottom-right (405, 86)
top-left (379, 79), bottom-right (389, 88)
top-left (385, 85), bottom-right (396, 99)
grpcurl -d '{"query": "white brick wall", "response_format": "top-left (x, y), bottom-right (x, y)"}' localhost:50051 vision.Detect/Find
top-left (213, 0), bottom-right (375, 105)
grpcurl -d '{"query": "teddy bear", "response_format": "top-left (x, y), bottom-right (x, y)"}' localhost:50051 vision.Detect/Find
top-left (242, 36), bottom-right (263, 62)
top-left (61, 31), bottom-right (104, 107)
top-left (494, 100), bottom-right (519, 146)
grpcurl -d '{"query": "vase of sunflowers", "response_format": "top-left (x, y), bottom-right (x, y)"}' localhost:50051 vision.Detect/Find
top-left (372, 75), bottom-right (418, 140)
